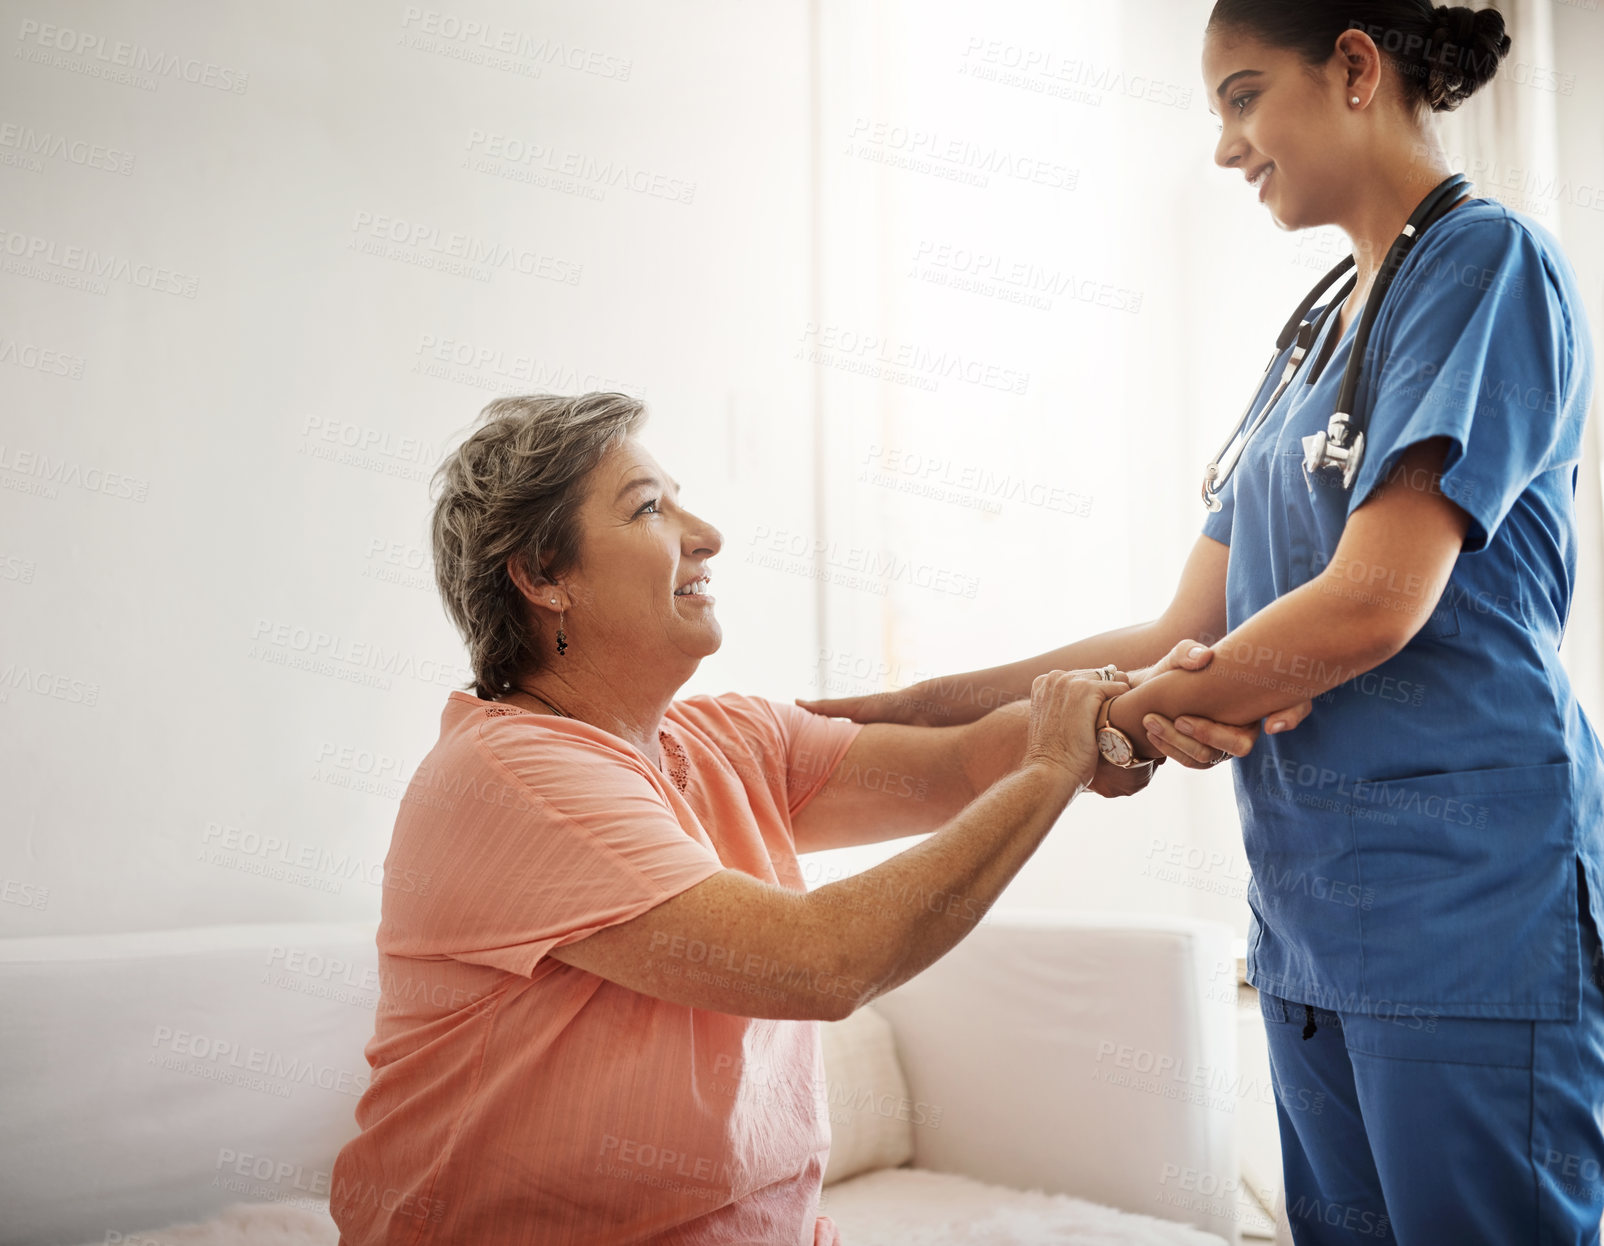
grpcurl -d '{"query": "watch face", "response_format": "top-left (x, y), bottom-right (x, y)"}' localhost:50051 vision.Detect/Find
top-left (1098, 727), bottom-right (1133, 767)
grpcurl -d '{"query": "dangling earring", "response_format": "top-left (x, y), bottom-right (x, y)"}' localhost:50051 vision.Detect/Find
top-left (550, 597), bottom-right (568, 656)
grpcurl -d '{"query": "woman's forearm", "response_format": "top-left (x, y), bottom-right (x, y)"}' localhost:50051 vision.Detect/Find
top-left (855, 536), bottom-right (1232, 727)
top-left (904, 620), bottom-right (1175, 726)
top-left (1108, 574), bottom-right (1403, 758)
top-left (808, 760), bottom-right (1080, 1009)
top-left (956, 700), bottom-right (1029, 795)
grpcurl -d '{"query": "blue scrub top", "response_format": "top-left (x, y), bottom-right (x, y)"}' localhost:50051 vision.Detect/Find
top-left (1203, 199), bottom-right (1604, 1021)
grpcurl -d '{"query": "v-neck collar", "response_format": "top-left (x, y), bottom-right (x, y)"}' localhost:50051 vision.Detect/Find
top-left (1304, 290), bottom-right (1356, 388)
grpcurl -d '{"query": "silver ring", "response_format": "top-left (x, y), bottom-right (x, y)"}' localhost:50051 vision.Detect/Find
top-left (1097, 664), bottom-right (1118, 682)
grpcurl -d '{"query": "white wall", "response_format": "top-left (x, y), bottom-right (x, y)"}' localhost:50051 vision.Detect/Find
top-left (0, 0), bottom-right (817, 936)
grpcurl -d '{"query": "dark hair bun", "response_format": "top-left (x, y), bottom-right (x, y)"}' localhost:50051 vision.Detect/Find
top-left (1424, 5), bottom-right (1512, 111)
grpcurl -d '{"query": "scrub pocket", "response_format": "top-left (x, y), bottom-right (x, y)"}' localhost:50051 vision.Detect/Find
top-left (1273, 448), bottom-right (1330, 588)
top-left (1349, 759), bottom-right (1576, 1015)
top-left (1272, 446), bottom-right (1458, 642)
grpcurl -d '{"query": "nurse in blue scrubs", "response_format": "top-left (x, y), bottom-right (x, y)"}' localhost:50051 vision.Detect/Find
top-left (800, 2), bottom-right (1604, 1240)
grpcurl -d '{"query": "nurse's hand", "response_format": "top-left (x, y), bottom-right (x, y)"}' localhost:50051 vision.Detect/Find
top-left (794, 686), bottom-right (946, 728)
top-left (1129, 639), bottom-right (1313, 769)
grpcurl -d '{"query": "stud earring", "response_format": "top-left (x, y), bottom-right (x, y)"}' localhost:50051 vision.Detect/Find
top-left (1350, 96), bottom-right (1360, 106)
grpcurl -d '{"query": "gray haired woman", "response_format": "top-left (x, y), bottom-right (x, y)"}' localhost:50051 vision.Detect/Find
top-left (329, 392), bottom-right (1284, 1246)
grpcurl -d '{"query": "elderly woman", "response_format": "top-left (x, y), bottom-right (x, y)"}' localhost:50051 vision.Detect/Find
top-left (329, 392), bottom-right (1274, 1246)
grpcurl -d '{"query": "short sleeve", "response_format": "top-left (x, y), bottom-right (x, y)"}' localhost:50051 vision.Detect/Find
top-left (689, 693), bottom-right (865, 818)
top-left (404, 727), bottom-right (724, 979)
top-left (1202, 471), bottom-right (1236, 547)
top-left (1349, 215), bottom-right (1581, 553)
top-left (762, 697), bottom-right (866, 816)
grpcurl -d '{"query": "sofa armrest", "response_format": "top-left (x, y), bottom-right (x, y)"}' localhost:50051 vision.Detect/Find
top-left (0, 922), bottom-right (380, 1246)
top-left (868, 908), bottom-right (1241, 1246)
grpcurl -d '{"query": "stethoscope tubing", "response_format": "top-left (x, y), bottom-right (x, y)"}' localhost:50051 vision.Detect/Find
top-left (1202, 173), bottom-right (1473, 511)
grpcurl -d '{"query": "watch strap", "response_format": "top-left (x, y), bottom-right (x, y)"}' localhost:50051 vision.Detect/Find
top-left (1098, 693), bottom-right (1149, 769)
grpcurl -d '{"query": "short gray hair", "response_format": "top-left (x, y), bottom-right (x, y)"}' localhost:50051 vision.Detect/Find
top-left (430, 392), bottom-right (647, 699)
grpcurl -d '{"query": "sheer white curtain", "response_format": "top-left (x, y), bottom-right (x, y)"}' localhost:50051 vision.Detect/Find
top-left (800, 0), bottom-right (1313, 928)
top-left (1438, 0), bottom-right (1604, 710)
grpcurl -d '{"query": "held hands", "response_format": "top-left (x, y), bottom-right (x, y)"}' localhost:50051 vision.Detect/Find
top-left (791, 639), bottom-right (1316, 800)
top-left (1022, 668), bottom-right (1128, 795)
top-left (1123, 639), bottom-right (1314, 771)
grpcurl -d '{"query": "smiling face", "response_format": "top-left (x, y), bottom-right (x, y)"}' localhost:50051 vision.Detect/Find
top-left (1203, 26), bottom-right (1364, 231)
top-left (554, 435), bottom-right (724, 673)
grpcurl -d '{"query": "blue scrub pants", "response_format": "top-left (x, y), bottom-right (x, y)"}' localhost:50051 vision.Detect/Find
top-left (1262, 872), bottom-right (1604, 1245)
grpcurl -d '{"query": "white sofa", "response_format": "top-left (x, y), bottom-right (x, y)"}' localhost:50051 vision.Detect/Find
top-left (0, 909), bottom-right (1278, 1245)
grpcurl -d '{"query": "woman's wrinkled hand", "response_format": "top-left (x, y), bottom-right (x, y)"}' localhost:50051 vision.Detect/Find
top-left (1023, 668), bottom-right (1127, 793)
top-left (1129, 639), bottom-right (1314, 769)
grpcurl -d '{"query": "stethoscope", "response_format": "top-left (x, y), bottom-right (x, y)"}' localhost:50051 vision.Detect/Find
top-left (1202, 172), bottom-right (1473, 511)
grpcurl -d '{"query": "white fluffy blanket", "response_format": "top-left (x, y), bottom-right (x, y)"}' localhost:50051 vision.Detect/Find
top-left (823, 1170), bottom-right (1229, 1245)
top-left (75, 1169), bottom-right (1228, 1245)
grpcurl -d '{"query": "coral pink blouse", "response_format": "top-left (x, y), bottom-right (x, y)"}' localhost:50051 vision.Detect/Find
top-left (331, 689), bottom-right (863, 1245)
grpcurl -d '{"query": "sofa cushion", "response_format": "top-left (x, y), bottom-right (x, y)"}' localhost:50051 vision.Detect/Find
top-left (818, 1004), bottom-right (915, 1185)
top-left (821, 1168), bottom-right (1230, 1245)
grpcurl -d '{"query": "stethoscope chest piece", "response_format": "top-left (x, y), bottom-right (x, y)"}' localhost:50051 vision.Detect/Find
top-left (1301, 417), bottom-right (1365, 491)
